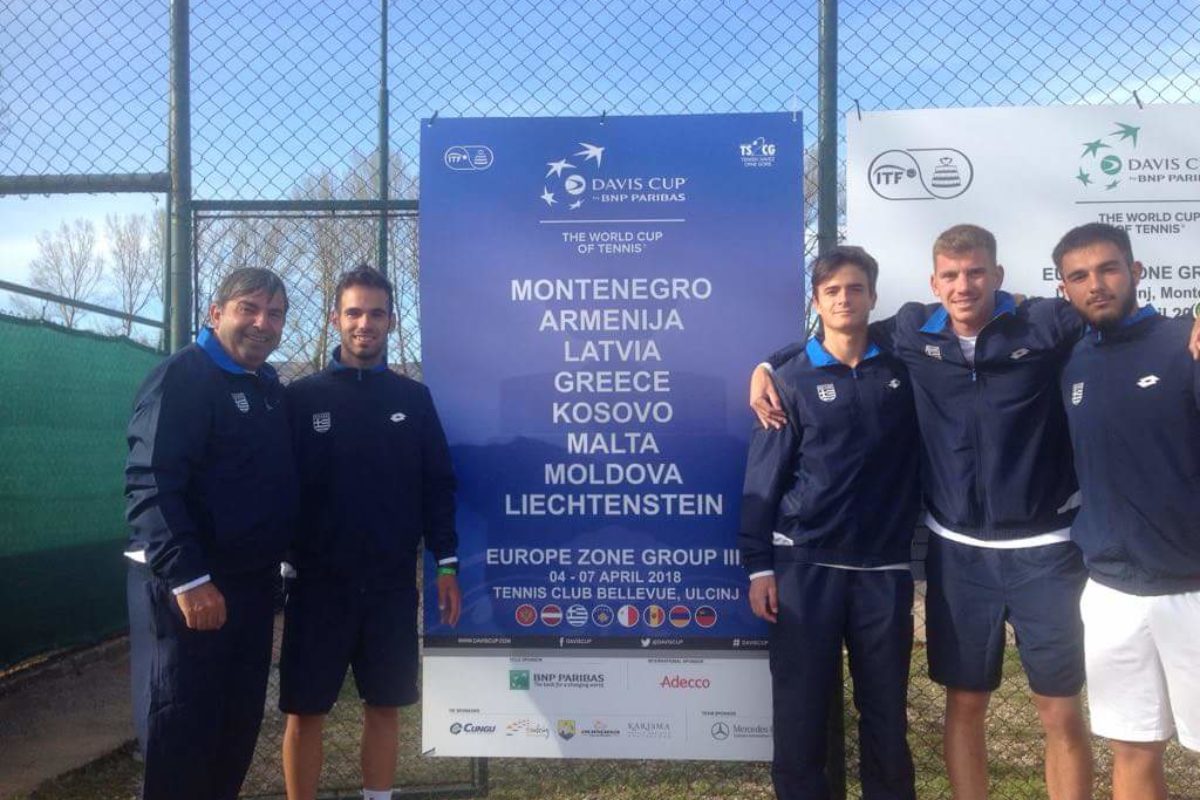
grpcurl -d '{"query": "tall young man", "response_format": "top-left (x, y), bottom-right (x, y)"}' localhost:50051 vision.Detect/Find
top-left (279, 266), bottom-right (460, 800)
top-left (1054, 223), bottom-right (1200, 800)
top-left (125, 268), bottom-right (297, 800)
top-left (752, 225), bottom-right (1093, 800)
top-left (741, 246), bottom-right (920, 800)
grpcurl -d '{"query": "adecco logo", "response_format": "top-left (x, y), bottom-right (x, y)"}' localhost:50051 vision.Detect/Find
top-left (659, 674), bottom-right (711, 689)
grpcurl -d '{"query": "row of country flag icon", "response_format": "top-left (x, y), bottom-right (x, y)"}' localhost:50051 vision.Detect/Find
top-left (513, 602), bottom-right (718, 629)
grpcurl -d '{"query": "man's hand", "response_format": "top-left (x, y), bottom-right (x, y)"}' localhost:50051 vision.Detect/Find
top-left (437, 574), bottom-right (462, 627)
top-left (748, 575), bottom-right (779, 624)
top-left (750, 365), bottom-right (786, 430)
top-left (1190, 314), bottom-right (1200, 360)
top-left (175, 582), bottom-right (227, 631)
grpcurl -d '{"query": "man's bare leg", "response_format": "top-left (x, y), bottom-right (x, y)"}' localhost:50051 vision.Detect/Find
top-left (1032, 692), bottom-right (1092, 800)
top-left (362, 704), bottom-right (400, 793)
top-left (945, 688), bottom-right (990, 800)
top-left (1111, 739), bottom-right (1168, 800)
top-left (283, 713), bottom-right (325, 800)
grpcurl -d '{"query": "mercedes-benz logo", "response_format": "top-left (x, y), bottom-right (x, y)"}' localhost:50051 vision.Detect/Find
top-left (710, 721), bottom-right (730, 740)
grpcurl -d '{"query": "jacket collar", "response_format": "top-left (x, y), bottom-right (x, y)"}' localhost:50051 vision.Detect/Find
top-left (920, 290), bottom-right (1017, 335)
top-left (329, 345), bottom-right (389, 375)
top-left (1089, 305), bottom-right (1159, 342)
top-left (805, 336), bottom-right (882, 368)
top-left (197, 326), bottom-right (278, 381)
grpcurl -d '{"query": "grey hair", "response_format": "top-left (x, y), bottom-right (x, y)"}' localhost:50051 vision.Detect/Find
top-left (212, 267), bottom-right (289, 311)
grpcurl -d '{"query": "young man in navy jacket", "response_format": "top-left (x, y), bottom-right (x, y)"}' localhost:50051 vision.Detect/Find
top-left (741, 246), bottom-right (921, 800)
top-left (1054, 223), bottom-right (1200, 800)
top-left (752, 226), bottom-right (1094, 800)
top-left (279, 267), bottom-right (460, 800)
top-left (124, 268), bottom-right (298, 800)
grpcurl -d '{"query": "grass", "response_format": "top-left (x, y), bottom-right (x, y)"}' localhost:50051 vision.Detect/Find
top-left (20, 637), bottom-right (1200, 799)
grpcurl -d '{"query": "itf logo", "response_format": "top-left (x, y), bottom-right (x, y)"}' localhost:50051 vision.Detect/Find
top-left (443, 145), bottom-right (494, 171)
top-left (868, 148), bottom-right (973, 200)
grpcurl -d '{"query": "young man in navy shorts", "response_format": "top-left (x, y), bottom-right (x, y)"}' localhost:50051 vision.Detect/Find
top-left (278, 266), bottom-right (461, 800)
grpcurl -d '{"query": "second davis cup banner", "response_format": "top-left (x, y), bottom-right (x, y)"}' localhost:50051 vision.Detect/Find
top-left (848, 104), bottom-right (1200, 318)
top-left (418, 113), bottom-right (803, 759)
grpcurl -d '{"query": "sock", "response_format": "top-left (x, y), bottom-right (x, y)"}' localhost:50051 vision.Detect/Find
top-left (362, 790), bottom-right (391, 800)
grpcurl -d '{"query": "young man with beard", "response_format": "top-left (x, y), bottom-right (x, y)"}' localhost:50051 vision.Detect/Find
top-left (124, 268), bottom-right (297, 800)
top-left (279, 266), bottom-right (460, 800)
top-left (1054, 223), bottom-right (1200, 800)
top-left (740, 246), bottom-right (920, 800)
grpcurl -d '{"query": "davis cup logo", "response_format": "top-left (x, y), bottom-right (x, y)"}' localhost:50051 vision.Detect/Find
top-left (540, 142), bottom-right (605, 213)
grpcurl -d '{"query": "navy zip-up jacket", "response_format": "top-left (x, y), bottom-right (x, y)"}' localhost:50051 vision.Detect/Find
top-left (770, 292), bottom-right (1082, 542)
top-left (286, 348), bottom-right (457, 587)
top-left (1061, 307), bottom-right (1200, 595)
top-left (740, 338), bottom-right (921, 573)
top-left (124, 327), bottom-right (298, 588)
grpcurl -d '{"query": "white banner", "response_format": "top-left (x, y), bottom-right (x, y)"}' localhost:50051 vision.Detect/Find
top-left (848, 105), bottom-right (1200, 319)
top-left (422, 651), bottom-right (772, 759)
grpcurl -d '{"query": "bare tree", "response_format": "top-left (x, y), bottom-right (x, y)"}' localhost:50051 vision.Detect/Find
top-left (28, 219), bottom-right (105, 328)
top-left (105, 213), bottom-right (160, 336)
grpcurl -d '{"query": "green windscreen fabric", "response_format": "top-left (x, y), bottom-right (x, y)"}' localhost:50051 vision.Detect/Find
top-left (0, 314), bottom-right (163, 670)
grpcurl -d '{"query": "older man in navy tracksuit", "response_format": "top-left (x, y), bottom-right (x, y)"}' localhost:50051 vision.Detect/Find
top-left (741, 246), bottom-right (921, 800)
top-left (278, 266), bottom-right (459, 800)
top-left (1054, 223), bottom-right (1200, 800)
top-left (124, 268), bottom-right (297, 800)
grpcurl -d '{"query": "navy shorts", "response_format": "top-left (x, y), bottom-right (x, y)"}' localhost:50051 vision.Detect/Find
top-left (925, 536), bottom-right (1086, 697)
top-left (278, 578), bottom-right (420, 714)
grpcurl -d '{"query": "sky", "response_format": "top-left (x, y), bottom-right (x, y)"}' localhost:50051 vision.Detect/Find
top-left (2, 0), bottom-right (1198, 327)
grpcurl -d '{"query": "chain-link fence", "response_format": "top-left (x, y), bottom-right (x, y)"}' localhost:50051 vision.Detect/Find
top-left (4, 0), bottom-right (1200, 797)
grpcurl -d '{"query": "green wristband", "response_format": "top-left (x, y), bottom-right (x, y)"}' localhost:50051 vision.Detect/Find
top-left (437, 565), bottom-right (458, 576)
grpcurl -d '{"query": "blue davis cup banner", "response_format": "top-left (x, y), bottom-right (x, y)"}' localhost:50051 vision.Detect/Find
top-left (419, 113), bottom-right (802, 759)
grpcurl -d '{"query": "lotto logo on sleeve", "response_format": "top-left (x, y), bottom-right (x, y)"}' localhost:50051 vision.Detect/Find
top-left (540, 604), bottom-right (563, 626)
top-left (644, 605), bottom-right (666, 628)
top-left (669, 605), bottom-right (692, 628)
top-left (616, 604), bottom-right (640, 627)
top-left (515, 604), bottom-right (537, 627)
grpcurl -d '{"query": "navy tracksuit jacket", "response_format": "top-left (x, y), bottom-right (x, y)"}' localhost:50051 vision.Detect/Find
top-left (742, 338), bottom-right (920, 800)
top-left (124, 327), bottom-right (297, 800)
top-left (285, 349), bottom-right (458, 586)
top-left (1061, 307), bottom-right (1200, 596)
